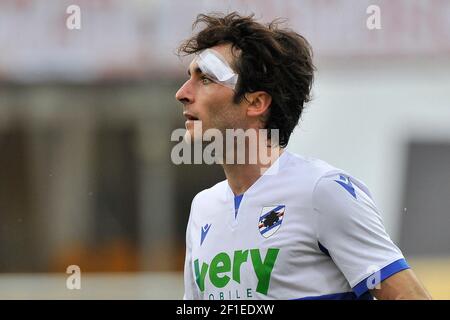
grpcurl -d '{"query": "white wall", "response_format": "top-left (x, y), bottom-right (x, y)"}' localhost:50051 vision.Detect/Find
top-left (2, 0), bottom-right (449, 82)
top-left (289, 58), bottom-right (450, 240)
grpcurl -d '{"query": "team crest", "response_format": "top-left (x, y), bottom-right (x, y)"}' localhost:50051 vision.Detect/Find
top-left (258, 205), bottom-right (285, 238)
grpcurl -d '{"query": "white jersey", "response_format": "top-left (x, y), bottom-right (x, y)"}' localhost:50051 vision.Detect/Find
top-left (183, 150), bottom-right (409, 300)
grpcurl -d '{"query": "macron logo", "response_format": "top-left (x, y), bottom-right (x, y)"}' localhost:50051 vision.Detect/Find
top-left (335, 175), bottom-right (357, 199)
top-left (200, 224), bottom-right (212, 246)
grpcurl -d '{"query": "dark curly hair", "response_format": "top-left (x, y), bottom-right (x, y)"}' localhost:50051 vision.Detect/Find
top-left (177, 12), bottom-right (315, 147)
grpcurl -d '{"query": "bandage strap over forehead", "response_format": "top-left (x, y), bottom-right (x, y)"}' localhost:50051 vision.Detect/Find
top-left (196, 49), bottom-right (238, 89)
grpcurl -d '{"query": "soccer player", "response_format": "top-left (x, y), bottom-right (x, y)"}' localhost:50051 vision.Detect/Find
top-left (175, 12), bottom-right (431, 300)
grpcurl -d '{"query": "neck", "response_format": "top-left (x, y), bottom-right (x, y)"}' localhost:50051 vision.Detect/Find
top-left (222, 146), bottom-right (284, 196)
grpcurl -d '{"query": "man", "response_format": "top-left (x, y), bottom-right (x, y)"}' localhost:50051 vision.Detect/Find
top-left (175, 12), bottom-right (431, 300)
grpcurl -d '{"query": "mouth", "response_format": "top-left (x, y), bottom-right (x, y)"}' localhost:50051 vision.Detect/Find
top-left (184, 113), bottom-right (199, 121)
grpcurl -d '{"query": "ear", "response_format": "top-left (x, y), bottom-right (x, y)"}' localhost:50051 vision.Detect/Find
top-left (245, 91), bottom-right (272, 118)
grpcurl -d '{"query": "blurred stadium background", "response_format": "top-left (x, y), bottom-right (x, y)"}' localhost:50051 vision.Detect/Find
top-left (0, 0), bottom-right (449, 299)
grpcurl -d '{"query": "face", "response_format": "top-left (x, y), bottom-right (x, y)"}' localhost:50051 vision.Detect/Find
top-left (175, 44), bottom-right (246, 142)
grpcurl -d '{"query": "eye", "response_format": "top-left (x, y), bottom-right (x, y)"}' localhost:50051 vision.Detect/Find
top-left (201, 76), bottom-right (213, 85)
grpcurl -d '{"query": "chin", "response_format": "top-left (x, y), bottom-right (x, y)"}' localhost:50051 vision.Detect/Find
top-left (184, 120), bottom-right (206, 143)
top-left (183, 130), bottom-right (202, 144)
top-left (183, 131), bottom-right (193, 143)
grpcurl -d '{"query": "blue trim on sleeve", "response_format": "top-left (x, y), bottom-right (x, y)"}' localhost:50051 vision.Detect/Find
top-left (234, 194), bottom-right (244, 219)
top-left (353, 258), bottom-right (410, 297)
top-left (295, 291), bottom-right (373, 300)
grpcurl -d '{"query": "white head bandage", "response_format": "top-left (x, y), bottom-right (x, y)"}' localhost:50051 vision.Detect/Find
top-left (196, 49), bottom-right (239, 90)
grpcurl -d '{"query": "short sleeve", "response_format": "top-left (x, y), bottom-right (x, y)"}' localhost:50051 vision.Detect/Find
top-left (313, 173), bottom-right (410, 297)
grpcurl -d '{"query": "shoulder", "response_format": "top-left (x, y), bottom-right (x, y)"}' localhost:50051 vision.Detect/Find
top-left (312, 171), bottom-right (373, 206)
top-left (187, 180), bottom-right (229, 229)
top-left (283, 151), bottom-right (372, 199)
top-left (312, 171), bottom-right (381, 234)
top-left (283, 151), bottom-right (341, 177)
top-left (190, 179), bottom-right (229, 209)
top-left (282, 151), bottom-right (346, 191)
top-left (284, 151), bottom-right (374, 208)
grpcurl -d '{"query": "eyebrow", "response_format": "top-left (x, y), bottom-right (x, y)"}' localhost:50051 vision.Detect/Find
top-left (187, 66), bottom-right (202, 77)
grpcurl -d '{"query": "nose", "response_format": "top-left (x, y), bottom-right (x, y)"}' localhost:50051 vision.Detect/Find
top-left (175, 79), bottom-right (194, 106)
